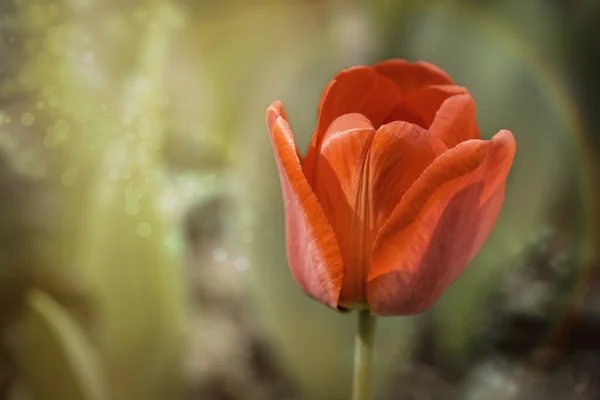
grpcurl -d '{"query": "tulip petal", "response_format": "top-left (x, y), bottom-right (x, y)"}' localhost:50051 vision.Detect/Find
top-left (367, 130), bottom-right (515, 315)
top-left (266, 101), bottom-right (344, 309)
top-left (314, 67), bottom-right (402, 131)
top-left (304, 67), bottom-right (402, 182)
top-left (308, 113), bottom-right (375, 307)
top-left (368, 121), bottom-right (447, 232)
top-left (380, 102), bottom-right (428, 129)
top-left (428, 93), bottom-right (480, 148)
top-left (373, 59), bottom-right (454, 93)
top-left (407, 85), bottom-right (470, 128)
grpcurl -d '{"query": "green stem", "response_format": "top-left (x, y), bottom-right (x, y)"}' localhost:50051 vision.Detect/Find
top-left (352, 309), bottom-right (376, 400)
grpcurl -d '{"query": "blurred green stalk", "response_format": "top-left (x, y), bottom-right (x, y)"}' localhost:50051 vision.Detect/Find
top-left (352, 310), bottom-right (376, 400)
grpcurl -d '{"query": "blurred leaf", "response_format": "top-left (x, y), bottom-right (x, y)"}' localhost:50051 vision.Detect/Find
top-left (16, 290), bottom-right (107, 400)
top-left (65, 3), bottom-right (186, 399)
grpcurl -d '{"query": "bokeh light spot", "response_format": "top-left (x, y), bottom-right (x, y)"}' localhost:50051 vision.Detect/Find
top-left (212, 247), bottom-right (227, 262)
top-left (163, 230), bottom-right (182, 252)
top-left (234, 256), bottom-right (249, 272)
top-left (136, 223), bottom-right (152, 238)
top-left (21, 112), bottom-right (35, 127)
top-left (43, 119), bottom-right (70, 149)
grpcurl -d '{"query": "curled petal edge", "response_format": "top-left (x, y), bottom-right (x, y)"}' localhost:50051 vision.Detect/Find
top-left (266, 101), bottom-right (345, 310)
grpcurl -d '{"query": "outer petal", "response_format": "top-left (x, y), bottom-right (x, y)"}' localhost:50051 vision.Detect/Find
top-left (367, 130), bottom-right (515, 316)
top-left (428, 93), bottom-right (480, 148)
top-left (372, 59), bottom-right (454, 93)
top-left (303, 67), bottom-right (402, 182)
top-left (309, 113), bottom-right (375, 308)
top-left (266, 101), bottom-right (344, 309)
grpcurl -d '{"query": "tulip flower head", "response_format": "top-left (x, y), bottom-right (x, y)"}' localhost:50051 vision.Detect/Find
top-left (266, 59), bottom-right (515, 316)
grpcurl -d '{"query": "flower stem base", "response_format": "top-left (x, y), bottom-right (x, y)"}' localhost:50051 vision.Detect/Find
top-left (352, 309), bottom-right (376, 400)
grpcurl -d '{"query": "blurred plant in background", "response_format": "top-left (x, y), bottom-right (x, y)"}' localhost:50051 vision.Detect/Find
top-left (0, 0), bottom-right (598, 400)
top-left (1, 1), bottom-right (189, 399)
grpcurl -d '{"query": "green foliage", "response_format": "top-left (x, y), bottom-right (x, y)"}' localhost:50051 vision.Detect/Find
top-left (15, 290), bottom-right (107, 400)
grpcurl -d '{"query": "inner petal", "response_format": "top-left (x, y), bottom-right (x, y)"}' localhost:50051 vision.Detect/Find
top-left (367, 121), bottom-right (447, 235)
top-left (373, 60), bottom-right (455, 93)
top-left (304, 69), bottom-right (403, 183)
top-left (310, 114), bottom-right (446, 308)
top-left (309, 113), bottom-right (376, 308)
top-left (380, 102), bottom-right (428, 129)
top-left (407, 84), bottom-right (470, 127)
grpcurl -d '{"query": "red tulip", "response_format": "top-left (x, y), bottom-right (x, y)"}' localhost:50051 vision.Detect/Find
top-left (266, 59), bottom-right (515, 316)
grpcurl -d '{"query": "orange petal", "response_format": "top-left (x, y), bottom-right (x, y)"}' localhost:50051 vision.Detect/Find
top-left (407, 85), bottom-right (470, 129)
top-left (266, 101), bottom-right (344, 309)
top-left (304, 67), bottom-right (401, 182)
top-left (428, 93), bottom-right (480, 148)
top-left (373, 59), bottom-right (454, 94)
top-left (380, 102), bottom-right (428, 129)
top-left (367, 130), bottom-right (515, 315)
top-left (314, 67), bottom-right (402, 131)
top-left (367, 121), bottom-right (447, 233)
top-left (309, 113), bottom-right (376, 307)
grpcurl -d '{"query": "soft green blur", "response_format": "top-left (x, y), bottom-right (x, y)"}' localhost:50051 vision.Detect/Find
top-left (0, 0), bottom-right (593, 400)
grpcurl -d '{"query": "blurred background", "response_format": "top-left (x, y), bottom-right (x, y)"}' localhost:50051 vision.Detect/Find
top-left (0, 0), bottom-right (599, 399)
